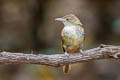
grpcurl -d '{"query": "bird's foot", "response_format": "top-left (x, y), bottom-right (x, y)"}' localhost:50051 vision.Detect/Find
top-left (0, 54), bottom-right (2, 56)
top-left (0, 52), bottom-right (3, 56)
top-left (64, 52), bottom-right (70, 57)
top-left (113, 54), bottom-right (119, 59)
top-left (80, 49), bottom-right (85, 56)
top-left (109, 50), bottom-right (120, 59)
top-left (112, 52), bottom-right (120, 59)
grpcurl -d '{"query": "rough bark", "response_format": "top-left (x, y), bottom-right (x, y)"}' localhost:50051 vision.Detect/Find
top-left (0, 44), bottom-right (120, 67)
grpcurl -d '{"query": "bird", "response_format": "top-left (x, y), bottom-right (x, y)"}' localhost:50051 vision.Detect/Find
top-left (55, 14), bottom-right (85, 73)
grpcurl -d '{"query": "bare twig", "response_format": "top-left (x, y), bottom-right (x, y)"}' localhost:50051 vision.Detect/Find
top-left (0, 44), bottom-right (120, 67)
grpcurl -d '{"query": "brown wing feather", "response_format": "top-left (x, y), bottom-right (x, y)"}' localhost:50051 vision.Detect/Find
top-left (61, 36), bottom-right (66, 52)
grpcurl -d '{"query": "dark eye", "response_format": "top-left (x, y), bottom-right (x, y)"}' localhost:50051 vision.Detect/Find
top-left (66, 18), bottom-right (69, 20)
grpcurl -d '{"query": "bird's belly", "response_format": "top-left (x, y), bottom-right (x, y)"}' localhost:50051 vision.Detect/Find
top-left (61, 26), bottom-right (84, 53)
top-left (61, 26), bottom-right (84, 44)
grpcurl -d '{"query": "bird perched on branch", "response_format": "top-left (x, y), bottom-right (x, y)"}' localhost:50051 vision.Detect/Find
top-left (55, 14), bottom-right (85, 73)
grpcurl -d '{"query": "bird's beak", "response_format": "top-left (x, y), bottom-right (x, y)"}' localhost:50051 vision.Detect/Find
top-left (55, 18), bottom-right (65, 21)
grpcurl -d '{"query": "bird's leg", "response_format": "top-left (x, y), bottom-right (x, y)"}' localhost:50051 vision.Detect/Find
top-left (80, 49), bottom-right (83, 54)
top-left (79, 45), bottom-right (84, 56)
top-left (79, 49), bottom-right (85, 56)
top-left (0, 52), bottom-right (3, 56)
top-left (110, 50), bottom-right (120, 59)
top-left (112, 53), bottom-right (120, 59)
top-left (0, 53), bottom-right (2, 56)
top-left (64, 52), bottom-right (70, 57)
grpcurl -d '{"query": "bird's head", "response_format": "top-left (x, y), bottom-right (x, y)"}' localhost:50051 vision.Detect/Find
top-left (55, 14), bottom-right (82, 26)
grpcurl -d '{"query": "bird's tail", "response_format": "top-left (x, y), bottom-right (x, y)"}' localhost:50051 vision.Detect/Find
top-left (63, 64), bottom-right (71, 73)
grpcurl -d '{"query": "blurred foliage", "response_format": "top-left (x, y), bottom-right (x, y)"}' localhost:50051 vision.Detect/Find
top-left (113, 18), bottom-right (120, 34)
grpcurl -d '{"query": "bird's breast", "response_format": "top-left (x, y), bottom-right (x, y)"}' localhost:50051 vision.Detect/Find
top-left (61, 25), bottom-right (84, 53)
top-left (61, 25), bottom-right (84, 39)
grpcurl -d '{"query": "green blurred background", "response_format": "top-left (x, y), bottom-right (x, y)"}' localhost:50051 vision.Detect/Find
top-left (0, 0), bottom-right (120, 80)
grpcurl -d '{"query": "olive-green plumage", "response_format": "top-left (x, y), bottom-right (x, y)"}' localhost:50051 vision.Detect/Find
top-left (55, 14), bottom-right (85, 73)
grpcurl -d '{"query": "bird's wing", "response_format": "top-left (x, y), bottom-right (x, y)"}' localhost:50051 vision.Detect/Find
top-left (83, 26), bottom-right (85, 41)
top-left (61, 36), bottom-right (66, 52)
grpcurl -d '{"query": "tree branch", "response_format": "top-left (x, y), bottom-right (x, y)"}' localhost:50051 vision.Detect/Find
top-left (0, 44), bottom-right (120, 67)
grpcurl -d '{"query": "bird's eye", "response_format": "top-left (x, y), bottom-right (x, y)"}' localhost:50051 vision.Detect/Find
top-left (66, 18), bottom-right (69, 21)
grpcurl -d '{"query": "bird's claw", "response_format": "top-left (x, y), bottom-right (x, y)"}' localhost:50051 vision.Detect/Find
top-left (80, 50), bottom-right (83, 54)
top-left (0, 54), bottom-right (2, 56)
top-left (80, 49), bottom-right (85, 56)
top-left (0, 52), bottom-right (2, 56)
top-left (112, 52), bottom-right (120, 59)
top-left (109, 50), bottom-right (120, 59)
top-left (64, 52), bottom-right (70, 57)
